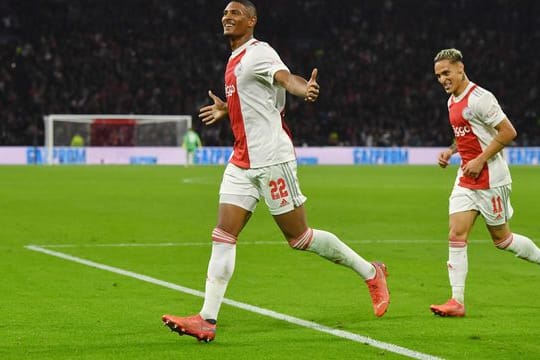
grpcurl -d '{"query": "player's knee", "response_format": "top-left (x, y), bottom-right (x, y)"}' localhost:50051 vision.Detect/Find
top-left (288, 228), bottom-right (313, 250)
top-left (448, 224), bottom-right (470, 241)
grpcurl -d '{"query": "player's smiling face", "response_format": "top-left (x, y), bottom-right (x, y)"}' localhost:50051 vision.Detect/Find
top-left (222, 2), bottom-right (255, 39)
top-left (434, 60), bottom-right (466, 96)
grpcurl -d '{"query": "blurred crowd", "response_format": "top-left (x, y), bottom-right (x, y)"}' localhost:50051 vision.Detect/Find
top-left (1, 0), bottom-right (539, 147)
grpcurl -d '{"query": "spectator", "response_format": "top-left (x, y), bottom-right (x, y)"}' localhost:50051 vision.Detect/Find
top-left (1, 0), bottom-right (538, 147)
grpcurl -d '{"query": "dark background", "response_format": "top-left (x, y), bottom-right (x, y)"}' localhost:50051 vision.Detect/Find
top-left (1, 0), bottom-right (539, 147)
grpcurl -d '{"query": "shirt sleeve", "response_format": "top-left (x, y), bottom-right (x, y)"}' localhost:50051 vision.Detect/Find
top-left (472, 90), bottom-right (507, 127)
top-left (250, 43), bottom-right (289, 85)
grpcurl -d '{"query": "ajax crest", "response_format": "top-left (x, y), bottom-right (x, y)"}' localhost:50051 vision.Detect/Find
top-left (462, 107), bottom-right (474, 120)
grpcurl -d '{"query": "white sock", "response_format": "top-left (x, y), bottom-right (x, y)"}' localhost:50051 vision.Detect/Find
top-left (200, 241), bottom-right (236, 321)
top-left (307, 229), bottom-right (375, 280)
top-left (502, 233), bottom-right (540, 264)
top-left (448, 245), bottom-right (468, 304)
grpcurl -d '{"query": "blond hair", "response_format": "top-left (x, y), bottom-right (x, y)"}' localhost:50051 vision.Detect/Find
top-left (434, 48), bottom-right (463, 64)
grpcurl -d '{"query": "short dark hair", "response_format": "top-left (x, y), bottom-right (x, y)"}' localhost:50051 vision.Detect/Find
top-left (434, 48), bottom-right (463, 64)
top-left (230, 0), bottom-right (257, 17)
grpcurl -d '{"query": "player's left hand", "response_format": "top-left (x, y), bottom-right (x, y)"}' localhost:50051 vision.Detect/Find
top-left (305, 68), bottom-right (319, 102)
top-left (462, 157), bottom-right (485, 178)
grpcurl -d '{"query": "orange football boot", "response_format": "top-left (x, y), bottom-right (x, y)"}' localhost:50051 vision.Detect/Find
top-left (365, 262), bottom-right (390, 317)
top-left (430, 298), bottom-right (465, 317)
top-left (162, 314), bottom-right (216, 342)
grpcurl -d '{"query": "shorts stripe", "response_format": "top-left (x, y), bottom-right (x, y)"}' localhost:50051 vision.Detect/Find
top-left (279, 162), bottom-right (302, 207)
top-left (501, 186), bottom-right (510, 222)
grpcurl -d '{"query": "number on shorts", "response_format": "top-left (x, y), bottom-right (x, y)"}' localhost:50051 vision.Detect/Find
top-left (491, 195), bottom-right (503, 214)
top-left (269, 178), bottom-right (289, 200)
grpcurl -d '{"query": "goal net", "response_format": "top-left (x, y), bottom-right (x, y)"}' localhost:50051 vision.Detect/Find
top-left (43, 114), bottom-right (192, 163)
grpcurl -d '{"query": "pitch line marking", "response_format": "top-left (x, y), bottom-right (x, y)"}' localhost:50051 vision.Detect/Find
top-left (35, 239), bottom-right (488, 249)
top-left (26, 244), bottom-right (443, 360)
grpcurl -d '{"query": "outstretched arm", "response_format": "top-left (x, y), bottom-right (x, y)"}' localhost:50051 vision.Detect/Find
top-left (199, 90), bottom-right (228, 125)
top-left (274, 68), bottom-right (319, 102)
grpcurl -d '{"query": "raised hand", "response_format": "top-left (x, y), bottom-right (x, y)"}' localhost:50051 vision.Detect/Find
top-left (305, 68), bottom-right (319, 102)
top-left (199, 90), bottom-right (228, 125)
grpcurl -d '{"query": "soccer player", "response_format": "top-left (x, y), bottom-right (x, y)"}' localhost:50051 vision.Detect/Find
top-left (430, 48), bottom-right (540, 317)
top-left (182, 127), bottom-right (202, 166)
top-left (162, 0), bottom-right (389, 342)
top-left (70, 133), bottom-right (84, 147)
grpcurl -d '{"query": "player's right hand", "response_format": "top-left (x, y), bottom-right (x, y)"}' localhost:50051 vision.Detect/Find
top-left (199, 90), bottom-right (228, 125)
top-left (438, 149), bottom-right (453, 168)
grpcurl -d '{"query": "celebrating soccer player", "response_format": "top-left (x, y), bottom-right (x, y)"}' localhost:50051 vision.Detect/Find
top-left (161, 0), bottom-right (390, 342)
top-left (430, 48), bottom-right (540, 317)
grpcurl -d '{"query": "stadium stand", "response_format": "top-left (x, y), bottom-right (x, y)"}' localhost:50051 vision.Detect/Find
top-left (1, 0), bottom-right (539, 146)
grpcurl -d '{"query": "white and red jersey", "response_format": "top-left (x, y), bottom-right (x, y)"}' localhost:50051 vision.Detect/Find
top-left (447, 81), bottom-right (511, 189)
top-left (224, 38), bottom-right (296, 169)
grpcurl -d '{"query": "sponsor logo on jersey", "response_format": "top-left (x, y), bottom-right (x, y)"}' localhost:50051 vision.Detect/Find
top-left (279, 198), bottom-right (289, 207)
top-left (452, 125), bottom-right (471, 137)
top-left (225, 84), bottom-right (236, 98)
top-left (462, 106), bottom-right (474, 120)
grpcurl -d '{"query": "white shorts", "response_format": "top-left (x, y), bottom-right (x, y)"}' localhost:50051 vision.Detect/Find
top-left (449, 184), bottom-right (514, 226)
top-left (219, 161), bottom-right (307, 215)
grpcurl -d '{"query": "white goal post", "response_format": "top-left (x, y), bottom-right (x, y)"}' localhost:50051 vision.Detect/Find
top-left (43, 114), bottom-right (192, 164)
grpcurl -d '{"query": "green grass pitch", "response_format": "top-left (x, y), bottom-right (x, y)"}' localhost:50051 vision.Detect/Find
top-left (1, 165), bottom-right (539, 359)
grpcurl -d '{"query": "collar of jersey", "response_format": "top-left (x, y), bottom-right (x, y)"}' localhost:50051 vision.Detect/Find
top-left (231, 38), bottom-right (258, 57)
top-left (452, 81), bottom-right (476, 103)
